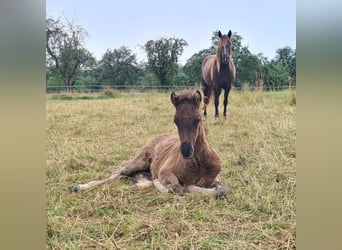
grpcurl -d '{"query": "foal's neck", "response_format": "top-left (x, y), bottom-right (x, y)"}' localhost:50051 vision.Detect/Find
top-left (194, 121), bottom-right (209, 155)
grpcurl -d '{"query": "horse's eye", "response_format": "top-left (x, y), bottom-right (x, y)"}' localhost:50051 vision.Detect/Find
top-left (174, 117), bottom-right (179, 125)
top-left (194, 117), bottom-right (201, 125)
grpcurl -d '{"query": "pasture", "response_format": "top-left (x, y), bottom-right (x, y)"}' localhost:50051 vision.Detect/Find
top-left (46, 89), bottom-right (296, 249)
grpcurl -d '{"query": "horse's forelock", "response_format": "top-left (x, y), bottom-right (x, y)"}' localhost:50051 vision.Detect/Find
top-left (172, 90), bottom-right (202, 107)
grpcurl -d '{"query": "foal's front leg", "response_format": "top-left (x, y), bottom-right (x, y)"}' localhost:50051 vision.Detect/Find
top-left (153, 173), bottom-right (185, 194)
top-left (186, 180), bottom-right (228, 198)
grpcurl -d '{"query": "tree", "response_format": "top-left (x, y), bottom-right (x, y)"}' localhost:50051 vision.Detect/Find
top-left (100, 46), bottom-right (143, 86)
top-left (235, 47), bottom-right (263, 87)
top-left (46, 17), bottom-right (95, 92)
top-left (143, 37), bottom-right (188, 85)
top-left (171, 65), bottom-right (191, 86)
top-left (275, 46), bottom-right (296, 86)
top-left (264, 60), bottom-right (289, 90)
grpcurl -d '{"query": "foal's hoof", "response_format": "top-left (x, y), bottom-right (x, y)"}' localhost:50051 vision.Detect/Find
top-left (215, 186), bottom-right (229, 199)
top-left (167, 184), bottom-right (185, 194)
top-left (71, 185), bottom-right (79, 193)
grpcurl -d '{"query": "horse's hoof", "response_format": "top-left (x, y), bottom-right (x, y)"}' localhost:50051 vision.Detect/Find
top-left (215, 186), bottom-right (229, 199)
top-left (71, 185), bottom-right (79, 193)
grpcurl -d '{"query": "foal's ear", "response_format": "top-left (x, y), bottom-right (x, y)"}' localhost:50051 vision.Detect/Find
top-left (171, 91), bottom-right (179, 106)
top-left (218, 30), bottom-right (222, 38)
top-left (228, 30), bottom-right (232, 38)
top-left (192, 90), bottom-right (202, 106)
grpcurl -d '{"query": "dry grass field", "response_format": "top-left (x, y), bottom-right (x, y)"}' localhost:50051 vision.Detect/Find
top-left (46, 89), bottom-right (296, 249)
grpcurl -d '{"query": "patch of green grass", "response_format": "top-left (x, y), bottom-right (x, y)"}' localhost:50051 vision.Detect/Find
top-left (46, 90), bottom-right (296, 249)
top-left (48, 89), bottom-right (122, 101)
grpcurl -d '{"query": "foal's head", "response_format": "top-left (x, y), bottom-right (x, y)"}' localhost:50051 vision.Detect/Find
top-left (171, 90), bottom-right (203, 159)
top-left (217, 30), bottom-right (232, 65)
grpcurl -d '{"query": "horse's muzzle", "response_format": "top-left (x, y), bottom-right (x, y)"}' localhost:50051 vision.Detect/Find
top-left (222, 57), bottom-right (229, 64)
top-left (180, 141), bottom-right (194, 159)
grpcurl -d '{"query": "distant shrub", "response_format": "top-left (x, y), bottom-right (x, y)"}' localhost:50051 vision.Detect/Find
top-left (50, 94), bottom-right (73, 100)
top-left (101, 89), bottom-right (121, 99)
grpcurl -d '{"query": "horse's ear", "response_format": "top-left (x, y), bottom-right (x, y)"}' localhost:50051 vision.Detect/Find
top-left (218, 30), bottom-right (222, 38)
top-left (193, 90), bottom-right (202, 106)
top-left (228, 30), bottom-right (232, 38)
top-left (171, 91), bottom-right (178, 106)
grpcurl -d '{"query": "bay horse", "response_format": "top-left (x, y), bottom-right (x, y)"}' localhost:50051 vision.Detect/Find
top-left (72, 90), bottom-right (228, 198)
top-left (202, 30), bottom-right (236, 119)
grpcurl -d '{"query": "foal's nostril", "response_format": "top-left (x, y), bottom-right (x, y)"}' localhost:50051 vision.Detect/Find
top-left (180, 142), bottom-right (194, 159)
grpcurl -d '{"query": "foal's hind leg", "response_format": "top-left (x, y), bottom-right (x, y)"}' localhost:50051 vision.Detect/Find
top-left (72, 150), bottom-right (152, 192)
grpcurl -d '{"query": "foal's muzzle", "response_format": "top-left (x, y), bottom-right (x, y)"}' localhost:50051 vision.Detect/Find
top-left (180, 141), bottom-right (194, 159)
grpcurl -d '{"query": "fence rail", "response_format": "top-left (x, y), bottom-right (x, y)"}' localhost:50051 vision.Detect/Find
top-left (46, 85), bottom-right (296, 93)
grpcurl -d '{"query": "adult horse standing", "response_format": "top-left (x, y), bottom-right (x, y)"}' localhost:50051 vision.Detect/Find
top-left (202, 30), bottom-right (236, 119)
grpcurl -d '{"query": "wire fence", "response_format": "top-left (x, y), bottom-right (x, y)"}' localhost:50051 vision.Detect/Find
top-left (46, 84), bottom-right (296, 94)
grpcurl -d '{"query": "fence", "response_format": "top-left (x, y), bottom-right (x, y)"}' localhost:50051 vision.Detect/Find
top-left (46, 85), bottom-right (296, 94)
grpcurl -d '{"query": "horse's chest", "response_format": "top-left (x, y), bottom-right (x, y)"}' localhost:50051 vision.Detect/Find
top-left (216, 72), bottom-right (232, 84)
top-left (180, 163), bottom-right (217, 187)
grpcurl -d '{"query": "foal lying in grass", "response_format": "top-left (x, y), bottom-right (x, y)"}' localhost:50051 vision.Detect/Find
top-left (72, 90), bottom-right (228, 198)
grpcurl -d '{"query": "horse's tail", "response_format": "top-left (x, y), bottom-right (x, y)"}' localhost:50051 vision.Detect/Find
top-left (71, 170), bottom-right (121, 193)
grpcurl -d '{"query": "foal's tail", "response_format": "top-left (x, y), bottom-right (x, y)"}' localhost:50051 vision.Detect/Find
top-left (71, 170), bottom-right (122, 193)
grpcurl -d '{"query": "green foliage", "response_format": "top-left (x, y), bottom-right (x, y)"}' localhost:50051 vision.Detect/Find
top-left (275, 46), bottom-right (296, 85)
top-left (141, 71), bottom-right (160, 86)
top-left (46, 17), bottom-right (95, 92)
top-left (101, 89), bottom-right (121, 99)
top-left (264, 61), bottom-right (290, 90)
top-left (143, 37), bottom-right (188, 85)
top-left (100, 46), bottom-right (143, 86)
top-left (171, 71), bottom-right (190, 86)
top-left (45, 20), bottom-right (296, 92)
top-left (234, 47), bottom-right (263, 88)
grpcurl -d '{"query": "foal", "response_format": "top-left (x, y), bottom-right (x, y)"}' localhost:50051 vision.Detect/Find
top-left (72, 90), bottom-right (228, 198)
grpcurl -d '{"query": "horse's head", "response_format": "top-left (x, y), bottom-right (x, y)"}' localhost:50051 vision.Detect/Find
top-left (171, 90), bottom-right (202, 159)
top-left (217, 30), bottom-right (232, 65)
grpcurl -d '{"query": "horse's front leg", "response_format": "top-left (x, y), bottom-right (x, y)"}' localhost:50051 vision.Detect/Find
top-left (153, 173), bottom-right (185, 194)
top-left (214, 88), bottom-right (221, 119)
top-left (223, 88), bottom-right (230, 118)
top-left (186, 181), bottom-right (228, 198)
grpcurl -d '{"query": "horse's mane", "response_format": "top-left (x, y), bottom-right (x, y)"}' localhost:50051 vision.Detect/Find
top-left (216, 40), bottom-right (222, 74)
